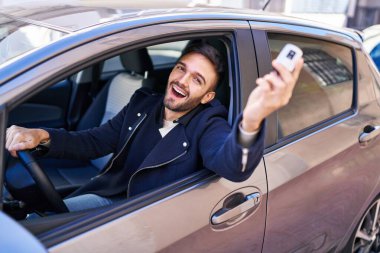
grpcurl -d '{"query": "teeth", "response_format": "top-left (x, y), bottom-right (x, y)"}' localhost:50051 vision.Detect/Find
top-left (173, 85), bottom-right (186, 97)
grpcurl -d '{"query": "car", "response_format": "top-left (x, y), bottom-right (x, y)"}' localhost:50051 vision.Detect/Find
top-left (1, 2), bottom-right (380, 253)
top-left (363, 24), bottom-right (380, 70)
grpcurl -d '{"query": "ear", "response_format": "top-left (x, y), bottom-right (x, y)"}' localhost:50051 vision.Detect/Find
top-left (201, 91), bottom-right (216, 104)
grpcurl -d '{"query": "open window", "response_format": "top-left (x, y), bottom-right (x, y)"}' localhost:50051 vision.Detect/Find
top-left (3, 35), bottom-right (235, 235)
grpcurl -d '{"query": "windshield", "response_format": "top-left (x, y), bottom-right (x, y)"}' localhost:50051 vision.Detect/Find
top-left (0, 15), bottom-right (66, 65)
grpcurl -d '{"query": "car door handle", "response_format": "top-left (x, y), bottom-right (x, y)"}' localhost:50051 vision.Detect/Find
top-left (211, 192), bottom-right (260, 225)
top-left (359, 125), bottom-right (380, 143)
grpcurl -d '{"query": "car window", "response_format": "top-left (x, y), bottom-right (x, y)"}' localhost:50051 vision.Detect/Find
top-left (0, 16), bottom-right (66, 66)
top-left (147, 40), bottom-right (188, 67)
top-left (102, 40), bottom-right (189, 73)
top-left (370, 43), bottom-right (380, 70)
top-left (4, 36), bottom-right (232, 227)
top-left (267, 34), bottom-right (354, 139)
top-left (102, 55), bottom-right (124, 73)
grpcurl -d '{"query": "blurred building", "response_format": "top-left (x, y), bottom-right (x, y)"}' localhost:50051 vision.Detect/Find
top-left (0, 0), bottom-right (379, 29)
top-left (347, 0), bottom-right (380, 30)
top-left (204, 0), bottom-right (379, 29)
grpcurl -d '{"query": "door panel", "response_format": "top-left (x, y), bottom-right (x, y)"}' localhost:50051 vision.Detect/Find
top-left (260, 31), bottom-right (380, 252)
top-left (49, 162), bottom-right (267, 253)
top-left (263, 126), bottom-right (380, 252)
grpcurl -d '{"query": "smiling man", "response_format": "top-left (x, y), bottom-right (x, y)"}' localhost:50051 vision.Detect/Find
top-left (164, 51), bottom-right (218, 118)
top-left (6, 42), bottom-right (303, 212)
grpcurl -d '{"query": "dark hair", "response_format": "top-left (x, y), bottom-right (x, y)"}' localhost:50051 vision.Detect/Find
top-left (181, 41), bottom-right (225, 88)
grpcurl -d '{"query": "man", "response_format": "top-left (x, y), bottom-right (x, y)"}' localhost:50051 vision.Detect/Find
top-left (6, 42), bottom-right (303, 212)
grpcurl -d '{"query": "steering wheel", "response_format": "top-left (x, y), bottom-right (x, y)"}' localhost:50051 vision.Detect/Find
top-left (17, 150), bottom-right (68, 213)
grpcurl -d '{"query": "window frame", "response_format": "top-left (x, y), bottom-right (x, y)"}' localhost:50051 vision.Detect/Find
top-left (269, 33), bottom-right (357, 142)
top-left (274, 39), bottom-right (357, 150)
top-left (248, 22), bottom-right (359, 153)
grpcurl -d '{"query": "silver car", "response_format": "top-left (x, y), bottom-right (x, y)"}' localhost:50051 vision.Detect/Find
top-left (1, 2), bottom-right (380, 253)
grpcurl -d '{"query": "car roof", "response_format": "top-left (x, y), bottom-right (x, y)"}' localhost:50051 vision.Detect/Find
top-left (0, 1), bottom-right (360, 39)
top-left (363, 25), bottom-right (380, 39)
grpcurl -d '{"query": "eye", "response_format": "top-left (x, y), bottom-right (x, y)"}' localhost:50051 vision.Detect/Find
top-left (176, 65), bottom-right (185, 71)
top-left (194, 77), bottom-right (202, 85)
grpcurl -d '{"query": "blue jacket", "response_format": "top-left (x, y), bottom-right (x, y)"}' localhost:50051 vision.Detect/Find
top-left (45, 88), bottom-right (265, 198)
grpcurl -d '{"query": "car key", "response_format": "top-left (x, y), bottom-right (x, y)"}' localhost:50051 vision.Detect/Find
top-left (275, 43), bottom-right (303, 72)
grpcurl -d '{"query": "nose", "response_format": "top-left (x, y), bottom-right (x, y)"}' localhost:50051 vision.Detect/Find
top-left (177, 72), bottom-right (191, 86)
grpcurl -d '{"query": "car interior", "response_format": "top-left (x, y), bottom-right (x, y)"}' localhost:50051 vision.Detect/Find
top-left (2, 37), bottom-right (232, 231)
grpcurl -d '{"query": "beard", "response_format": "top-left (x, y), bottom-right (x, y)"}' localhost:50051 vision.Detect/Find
top-left (163, 95), bottom-right (202, 112)
top-left (163, 81), bottom-right (204, 112)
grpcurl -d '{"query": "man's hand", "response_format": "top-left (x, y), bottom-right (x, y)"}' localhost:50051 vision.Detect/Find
top-left (241, 58), bottom-right (304, 132)
top-left (6, 125), bottom-right (50, 157)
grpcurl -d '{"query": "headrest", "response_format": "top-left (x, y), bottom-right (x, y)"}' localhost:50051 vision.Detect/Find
top-left (120, 48), bottom-right (153, 75)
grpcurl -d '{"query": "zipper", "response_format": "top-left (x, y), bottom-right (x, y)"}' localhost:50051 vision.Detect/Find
top-left (241, 148), bottom-right (249, 172)
top-left (91, 113), bottom-right (147, 180)
top-left (126, 150), bottom-right (188, 198)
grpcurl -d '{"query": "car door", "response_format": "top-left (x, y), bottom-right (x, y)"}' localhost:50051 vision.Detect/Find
top-left (249, 22), bottom-right (380, 252)
top-left (0, 20), bottom-right (268, 252)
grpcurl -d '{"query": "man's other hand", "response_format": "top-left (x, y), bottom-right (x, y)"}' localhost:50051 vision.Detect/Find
top-left (6, 125), bottom-right (50, 157)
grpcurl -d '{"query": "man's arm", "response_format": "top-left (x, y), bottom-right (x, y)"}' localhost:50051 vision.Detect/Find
top-left (199, 113), bottom-right (265, 182)
top-left (6, 105), bottom-right (128, 159)
top-left (201, 58), bottom-right (303, 181)
top-left (237, 58), bottom-right (303, 145)
top-left (240, 59), bottom-right (303, 132)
